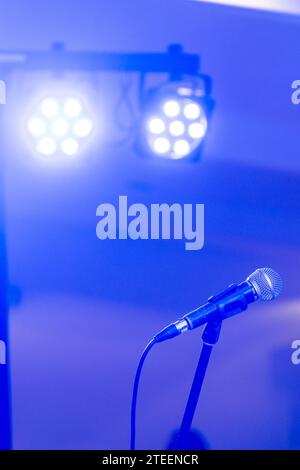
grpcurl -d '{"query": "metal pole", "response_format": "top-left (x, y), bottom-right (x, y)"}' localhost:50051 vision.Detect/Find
top-left (175, 321), bottom-right (222, 450)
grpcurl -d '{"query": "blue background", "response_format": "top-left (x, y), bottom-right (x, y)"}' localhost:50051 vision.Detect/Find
top-left (0, 0), bottom-right (300, 449)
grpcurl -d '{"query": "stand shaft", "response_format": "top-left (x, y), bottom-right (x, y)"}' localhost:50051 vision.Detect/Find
top-left (175, 321), bottom-right (222, 450)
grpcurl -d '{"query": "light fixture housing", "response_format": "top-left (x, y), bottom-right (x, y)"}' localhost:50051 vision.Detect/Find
top-left (138, 79), bottom-right (214, 161)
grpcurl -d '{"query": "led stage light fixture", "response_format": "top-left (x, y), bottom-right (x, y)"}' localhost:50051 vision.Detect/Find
top-left (139, 79), bottom-right (213, 160)
top-left (0, 43), bottom-right (213, 161)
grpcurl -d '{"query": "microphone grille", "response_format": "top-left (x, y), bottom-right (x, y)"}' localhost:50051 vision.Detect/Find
top-left (247, 268), bottom-right (283, 301)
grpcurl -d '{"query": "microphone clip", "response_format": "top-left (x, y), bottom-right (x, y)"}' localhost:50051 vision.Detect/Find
top-left (208, 282), bottom-right (252, 321)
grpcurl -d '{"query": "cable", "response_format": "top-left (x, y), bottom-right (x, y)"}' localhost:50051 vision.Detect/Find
top-left (130, 338), bottom-right (156, 450)
top-left (114, 75), bottom-right (137, 133)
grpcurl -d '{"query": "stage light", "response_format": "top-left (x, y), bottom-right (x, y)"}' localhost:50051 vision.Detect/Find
top-left (140, 80), bottom-right (212, 160)
top-left (26, 95), bottom-right (94, 157)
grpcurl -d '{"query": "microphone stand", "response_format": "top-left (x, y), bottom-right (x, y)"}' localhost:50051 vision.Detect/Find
top-left (175, 320), bottom-right (222, 450)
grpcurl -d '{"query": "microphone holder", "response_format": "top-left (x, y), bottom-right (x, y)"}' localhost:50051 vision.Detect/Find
top-left (174, 320), bottom-right (222, 450)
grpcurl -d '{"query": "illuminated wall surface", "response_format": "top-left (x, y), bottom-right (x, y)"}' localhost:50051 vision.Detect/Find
top-left (0, 0), bottom-right (300, 450)
top-left (196, 0), bottom-right (300, 15)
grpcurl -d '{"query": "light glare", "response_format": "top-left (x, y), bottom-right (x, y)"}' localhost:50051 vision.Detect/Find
top-left (173, 139), bottom-right (190, 157)
top-left (188, 122), bottom-right (206, 139)
top-left (163, 100), bottom-right (180, 117)
top-left (52, 119), bottom-right (69, 137)
top-left (64, 98), bottom-right (82, 118)
top-left (61, 138), bottom-right (79, 156)
top-left (169, 120), bottom-right (185, 137)
top-left (153, 137), bottom-right (171, 154)
top-left (27, 117), bottom-right (46, 137)
top-left (36, 137), bottom-right (57, 156)
top-left (27, 95), bottom-right (94, 157)
top-left (184, 102), bottom-right (201, 120)
top-left (73, 118), bottom-right (94, 138)
top-left (40, 98), bottom-right (59, 118)
top-left (148, 118), bottom-right (165, 134)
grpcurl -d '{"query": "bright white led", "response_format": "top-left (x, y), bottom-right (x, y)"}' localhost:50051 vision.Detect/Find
top-left (163, 100), bottom-right (180, 117)
top-left (173, 139), bottom-right (190, 158)
top-left (148, 118), bottom-right (165, 135)
top-left (73, 118), bottom-right (94, 138)
top-left (184, 102), bottom-right (201, 120)
top-left (153, 137), bottom-right (171, 154)
top-left (61, 138), bottom-right (79, 156)
top-left (36, 137), bottom-right (57, 156)
top-left (188, 122), bottom-right (206, 139)
top-left (64, 98), bottom-right (82, 118)
top-left (27, 117), bottom-right (46, 137)
top-left (169, 120), bottom-right (185, 137)
top-left (40, 98), bottom-right (59, 118)
top-left (52, 119), bottom-right (69, 137)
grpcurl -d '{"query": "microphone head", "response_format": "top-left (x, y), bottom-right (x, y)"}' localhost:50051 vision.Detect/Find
top-left (247, 268), bottom-right (283, 301)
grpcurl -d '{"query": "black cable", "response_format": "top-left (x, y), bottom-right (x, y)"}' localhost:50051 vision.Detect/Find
top-left (130, 338), bottom-right (156, 450)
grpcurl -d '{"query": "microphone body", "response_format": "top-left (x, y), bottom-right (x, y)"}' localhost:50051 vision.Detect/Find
top-left (154, 268), bottom-right (283, 344)
top-left (154, 281), bottom-right (256, 343)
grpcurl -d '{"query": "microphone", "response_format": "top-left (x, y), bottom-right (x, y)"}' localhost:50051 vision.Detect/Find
top-left (154, 268), bottom-right (283, 343)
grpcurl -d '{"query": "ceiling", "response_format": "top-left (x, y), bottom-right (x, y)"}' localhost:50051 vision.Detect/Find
top-left (193, 0), bottom-right (300, 15)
